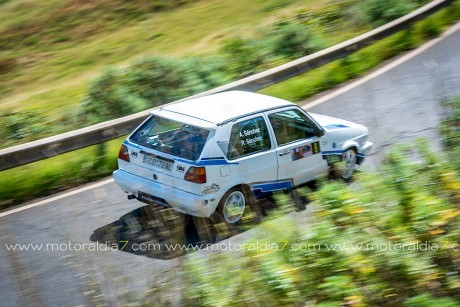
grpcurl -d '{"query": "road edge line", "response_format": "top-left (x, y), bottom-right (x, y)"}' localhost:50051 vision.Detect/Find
top-left (0, 178), bottom-right (114, 218)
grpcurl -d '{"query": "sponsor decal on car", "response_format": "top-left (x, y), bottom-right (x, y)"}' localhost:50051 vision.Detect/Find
top-left (202, 183), bottom-right (220, 195)
top-left (290, 141), bottom-right (320, 161)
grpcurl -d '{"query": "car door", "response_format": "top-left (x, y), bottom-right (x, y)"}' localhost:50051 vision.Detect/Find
top-left (226, 115), bottom-right (278, 188)
top-left (266, 107), bottom-right (328, 186)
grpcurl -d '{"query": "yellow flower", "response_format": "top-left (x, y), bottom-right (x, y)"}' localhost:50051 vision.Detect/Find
top-left (350, 208), bottom-right (364, 215)
top-left (451, 282), bottom-right (460, 289)
top-left (440, 210), bottom-right (460, 220)
top-left (428, 229), bottom-right (445, 236)
top-left (345, 295), bottom-right (365, 307)
top-left (359, 264), bottom-right (376, 275)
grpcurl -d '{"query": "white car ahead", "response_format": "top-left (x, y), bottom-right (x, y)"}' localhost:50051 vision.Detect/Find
top-left (113, 91), bottom-right (373, 223)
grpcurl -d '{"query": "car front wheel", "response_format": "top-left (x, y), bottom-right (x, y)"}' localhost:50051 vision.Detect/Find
top-left (341, 148), bottom-right (357, 180)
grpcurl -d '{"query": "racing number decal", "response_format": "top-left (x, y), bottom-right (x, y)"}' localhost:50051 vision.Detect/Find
top-left (312, 141), bottom-right (320, 154)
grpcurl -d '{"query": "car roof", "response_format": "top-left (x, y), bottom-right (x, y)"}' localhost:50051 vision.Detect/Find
top-left (158, 91), bottom-right (295, 125)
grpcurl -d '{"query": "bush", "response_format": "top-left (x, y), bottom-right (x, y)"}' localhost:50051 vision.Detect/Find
top-left (0, 137), bottom-right (121, 208)
top-left (125, 56), bottom-right (190, 105)
top-left (360, 0), bottom-right (418, 26)
top-left (220, 37), bottom-right (266, 78)
top-left (126, 56), bottom-right (229, 103)
top-left (80, 68), bottom-right (149, 124)
top-left (0, 110), bottom-right (49, 141)
top-left (440, 96), bottom-right (460, 171)
top-left (420, 17), bottom-right (443, 39)
top-left (182, 141), bottom-right (460, 305)
top-left (179, 56), bottom-right (231, 93)
top-left (267, 21), bottom-right (324, 59)
top-left (80, 55), bottom-right (230, 124)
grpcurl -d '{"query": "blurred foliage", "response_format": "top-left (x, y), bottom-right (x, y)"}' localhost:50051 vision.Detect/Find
top-left (0, 56), bottom-right (16, 74)
top-left (0, 137), bottom-right (122, 207)
top-left (261, 0), bottom-right (295, 12)
top-left (78, 0), bottom-right (457, 126)
top-left (358, 0), bottom-right (418, 26)
top-left (80, 56), bottom-right (229, 124)
top-left (220, 37), bottom-right (266, 78)
top-left (183, 139), bottom-right (460, 306)
top-left (2, 0), bottom-right (458, 146)
top-left (0, 0), bottom-right (309, 113)
top-left (261, 2), bottom-right (460, 102)
top-left (420, 17), bottom-right (443, 38)
top-left (267, 21), bottom-right (324, 59)
top-left (0, 110), bottom-right (50, 141)
top-left (80, 13), bottom-right (324, 122)
top-left (81, 68), bottom-right (150, 124)
top-left (81, 15), bottom-right (327, 122)
top-left (440, 96), bottom-right (460, 171)
top-left (0, 0), bottom-right (195, 51)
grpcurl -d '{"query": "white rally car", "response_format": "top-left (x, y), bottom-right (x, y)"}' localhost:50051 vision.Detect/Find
top-left (113, 91), bottom-right (373, 223)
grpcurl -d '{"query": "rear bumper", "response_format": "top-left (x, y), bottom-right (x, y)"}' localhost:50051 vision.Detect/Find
top-left (113, 169), bottom-right (216, 217)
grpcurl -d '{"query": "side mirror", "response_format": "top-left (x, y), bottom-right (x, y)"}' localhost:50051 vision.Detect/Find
top-left (314, 126), bottom-right (325, 137)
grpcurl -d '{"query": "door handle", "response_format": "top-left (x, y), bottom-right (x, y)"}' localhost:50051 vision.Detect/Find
top-left (279, 151), bottom-right (290, 156)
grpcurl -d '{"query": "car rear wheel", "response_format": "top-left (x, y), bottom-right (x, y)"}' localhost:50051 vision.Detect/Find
top-left (341, 148), bottom-right (357, 180)
top-left (218, 188), bottom-right (246, 224)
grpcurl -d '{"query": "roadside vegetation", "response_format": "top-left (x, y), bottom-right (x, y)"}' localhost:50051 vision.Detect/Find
top-left (261, 3), bottom-right (460, 101)
top-left (2, 0), bottom-right (450, 147)
top-left (1, 0), bottom-right (459, 209)
top-left (181, 140), bottom-right (460, 306)
top-left (0, 137), bottom-right (122, 207)
top-left (0, 0), bottom-right (316, 142)
top-left (440, 96), bottom-right (460, 172)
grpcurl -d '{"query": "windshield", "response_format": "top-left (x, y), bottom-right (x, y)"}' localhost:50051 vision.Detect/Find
top-left (130, 115), bottom-right (210, 161)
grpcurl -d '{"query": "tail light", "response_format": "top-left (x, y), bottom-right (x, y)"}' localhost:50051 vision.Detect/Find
top-left (184, 166), bottom-right (206, 183)
top-left (118, 145), bottom-right (130, 162)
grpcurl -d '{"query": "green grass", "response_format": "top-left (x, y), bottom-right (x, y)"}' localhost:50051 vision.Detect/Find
top-left (0, 0), bottom-right (314, 110)
top-left (0, 0), bottom-right (370, 149)
top-left (0, 0), bottom-right (444, 142)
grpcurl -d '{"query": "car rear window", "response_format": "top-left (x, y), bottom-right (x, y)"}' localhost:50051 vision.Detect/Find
top-left (130, 115), bottom-right (210, 161)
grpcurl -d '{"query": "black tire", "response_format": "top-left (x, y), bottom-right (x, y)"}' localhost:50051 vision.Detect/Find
top-left (290, 189), bottom-right (307, 211)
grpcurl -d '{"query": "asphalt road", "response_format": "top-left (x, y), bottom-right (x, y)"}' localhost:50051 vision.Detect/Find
top-left (1, 22), bottom-right (460, 306)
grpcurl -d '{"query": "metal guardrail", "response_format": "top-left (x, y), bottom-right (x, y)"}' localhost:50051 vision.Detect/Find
top-left (0, 0), bottom-right (453, 171)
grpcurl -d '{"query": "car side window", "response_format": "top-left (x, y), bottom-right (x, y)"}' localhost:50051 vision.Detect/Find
top-left (227, 116), bottom-right (271, 160)
top-left (268, 109), bottom-right (317, 146)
